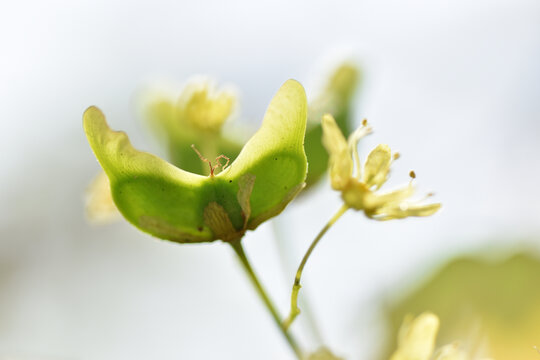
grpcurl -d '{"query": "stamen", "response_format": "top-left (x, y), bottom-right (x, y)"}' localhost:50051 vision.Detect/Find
top-left (353, 142), bottom-right (361, 180)
top-left (348, 121), bottom-right (374, 179)
top-left (390, 152), bottom-right (401, 169)
top-left (417, 192), bottom-right (435, 202)
top-left (191, 144), bottom-right (208, 162)
top-left (191, 144), bottom-right (230, 177)
top-left (213, 154), bottom-right (230, 174)
top-left (191, 144), bottom-right (214, 175)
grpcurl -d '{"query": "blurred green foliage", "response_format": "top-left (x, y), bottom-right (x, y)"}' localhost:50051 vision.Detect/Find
top-left (304, 63), bottom-right (361, 189)
top-left (381, 251), bottom-right (540, 360)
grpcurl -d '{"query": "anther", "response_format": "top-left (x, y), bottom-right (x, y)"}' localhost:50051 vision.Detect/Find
top-left (393, 152), bottom-right (401, 161)
top-left (409, 170), bottom-right (416, 179)
top-left (362, 118), bottom-right (368, 126)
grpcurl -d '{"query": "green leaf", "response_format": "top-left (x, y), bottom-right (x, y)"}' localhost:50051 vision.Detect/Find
top-left (83, 79), bottom-right (307, 243)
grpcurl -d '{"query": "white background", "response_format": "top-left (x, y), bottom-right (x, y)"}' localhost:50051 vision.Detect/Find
top-left (1, 0), bottom-right (540, 359)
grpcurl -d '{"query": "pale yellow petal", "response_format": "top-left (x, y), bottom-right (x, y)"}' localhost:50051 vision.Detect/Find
top-left (363, 144), bottom-right (392, 189)
top-left (433, 344), bottom-right (468, 360)
top-left (390, 312), bottom-right (439, 360)
top-left (347, 122), bottom-right (372, 149)
top-left (347, 122), bottom-right (372, 179)
top-left (364, 184), bottom-right (415, 211)
top-left (322, 114), bottom-right (353, 190)
top-left (375, 202), bottom-right (441, 220)
top-left (85, 171), bottom-right (120, 224)
top-left (402, 203), bottom-right (441, 217)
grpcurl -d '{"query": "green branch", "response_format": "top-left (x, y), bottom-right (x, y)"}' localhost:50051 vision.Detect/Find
top-left (230, 240), bottom-right (303, 359)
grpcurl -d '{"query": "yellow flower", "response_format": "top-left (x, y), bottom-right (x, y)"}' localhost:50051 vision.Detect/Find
top-left (178, 79), bottom-right (236, 133)
top-left (321, 114), bottom-right (441, 220)
top-left (390, 312), bottom-right (439, 360)
top-left (390, 313), bottom-right (493, 360)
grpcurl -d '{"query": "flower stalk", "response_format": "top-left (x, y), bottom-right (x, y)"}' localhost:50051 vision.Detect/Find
top-left (283, 204), bottom-right (349, 330)
top-left (230, 240), bottom-right (303, 359)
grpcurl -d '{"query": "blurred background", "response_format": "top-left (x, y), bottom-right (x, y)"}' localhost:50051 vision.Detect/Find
top-left (1, 0), bottom-right (540, 359)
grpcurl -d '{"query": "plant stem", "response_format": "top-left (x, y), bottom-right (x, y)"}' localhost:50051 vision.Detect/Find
top-left (272, 218), bottom-right (324, 343)
top-left (283, 204), bottom-right (349, 330)
top-left (230, 240), bottom-right (303, 359)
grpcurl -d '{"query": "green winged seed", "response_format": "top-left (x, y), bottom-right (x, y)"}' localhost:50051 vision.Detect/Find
top-left (83, 79), bottom-right (308, 243)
